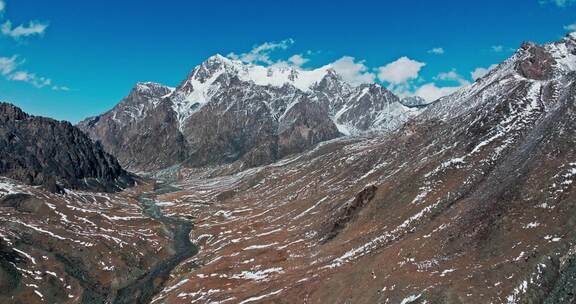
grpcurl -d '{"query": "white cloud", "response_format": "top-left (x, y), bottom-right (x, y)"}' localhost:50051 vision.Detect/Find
top-left (541, 0), bottom-right (575, 7)
top-left (52, 85), bottom-right (70, 91)
top-left (428, 47), bottom-right (445, 55)
top-left (0, 4), bottom-right (62, 89)
top-left (375, 58), bottom-right (465, 102)
top-left (491, 45), bottom-right (504, 52)
top-left (0, 55), bottom-right (18, 75)
top-left (0, 54), bottom-right (58, 88)
top-left (2, 20), bottom-right (48, 39)
top-left (434, 69), bottom-right (471, 85)
top-left (328, 56), bottom-right (375, 86)
top-left (415, 83), bottom-right (462, 102)
top-left (377, 57), bottom-right (425, 85)
top-left (410, 69), bottom-right (471, 102)
top-left (227, 38), bottom-right (294, 64)
top-left (288, 54), bottom-right (309, 67)
top-left (0, 2), bottom-right (48, 39)
top-left (2, 21), bottom-right (47, 39)
top-left (9, 70), bottom-right (51, 88)
top-left (391, 80), bottom-right (467, 103)
top-left (386, 82), bottom-right (415, 99)
top-left (470, 64), bottom-right (498, 80)
top-left (435, 70), bottom-right (459, 81)
top-left (564, 23), bottom-right (576, 31)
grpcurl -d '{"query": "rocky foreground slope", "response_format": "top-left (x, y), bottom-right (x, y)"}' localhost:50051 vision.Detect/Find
top-left (0, 103), bottom-right (133, 192)
top-left (140, 33), bottom-right (576, 303)
top-left (78, 56), bottom-right (420, 172)
top-left (0, 177), bottom-right (189, 303)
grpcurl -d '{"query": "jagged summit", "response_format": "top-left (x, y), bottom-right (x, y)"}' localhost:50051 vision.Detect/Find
top-left (331, 83), bottom-right (415, 134)
top-left (313, 68), bottom-right (352, 98)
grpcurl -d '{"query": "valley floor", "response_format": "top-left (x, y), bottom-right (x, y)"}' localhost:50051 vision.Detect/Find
top-left (3, 125), bottom-right (576, 304)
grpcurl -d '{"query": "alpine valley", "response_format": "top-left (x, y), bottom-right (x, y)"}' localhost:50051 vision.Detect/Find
top-left (1, 33), bottom-right (576, 304)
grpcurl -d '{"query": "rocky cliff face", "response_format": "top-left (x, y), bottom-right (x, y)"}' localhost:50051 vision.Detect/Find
top-left (79, 55), bottom-right (419, 171)
top-left (0, 103), bottom-right (133, 192)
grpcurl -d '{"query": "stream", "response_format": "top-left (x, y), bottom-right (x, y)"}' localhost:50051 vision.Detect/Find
top-left (112, 180), bottom-right (198, 304)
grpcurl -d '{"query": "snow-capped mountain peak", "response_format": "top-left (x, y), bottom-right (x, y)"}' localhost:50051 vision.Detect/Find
top-left (80, 54), bottom-right (426, 170)
top-left (182, 54), bottom-right (337, 93)
top-left (312, 68), bottom-right (352, 97)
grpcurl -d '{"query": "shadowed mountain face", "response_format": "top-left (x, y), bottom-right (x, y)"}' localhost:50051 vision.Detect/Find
top-left (78, 57), bottom-right (420, 172)
top-left (0, 103), bottom-right (133, 192)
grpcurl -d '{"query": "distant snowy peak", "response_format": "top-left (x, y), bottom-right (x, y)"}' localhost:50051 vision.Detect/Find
top-left (169, 54), bottom-right (365, 130)
top-left (333, 83), bottom-right (420, 135)
top-left (182, 54), bottom-right (333, 92)
top-left (349, 83), bottom-right (399, 104)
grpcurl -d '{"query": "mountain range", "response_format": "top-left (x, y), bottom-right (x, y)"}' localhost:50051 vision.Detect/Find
top-left (0, 33), bottom-right (575, 304)
top-left (78, 55), bottom-right (424, 171)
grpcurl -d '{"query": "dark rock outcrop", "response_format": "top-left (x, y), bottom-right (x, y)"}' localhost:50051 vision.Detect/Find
top-left (0, 194), bottom-right (49, 214)
top-left (277, 97), bottom-right (340, 158)
top-left (323, 184), bottom-right (378, 242)
top-left (517, 42), bottom-right (556, 80)
top-left (0, 103), bottom-right (133, 192)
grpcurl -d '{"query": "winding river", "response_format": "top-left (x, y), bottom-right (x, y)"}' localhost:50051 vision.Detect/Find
top-left (112, 180), bottom-right (197, 304)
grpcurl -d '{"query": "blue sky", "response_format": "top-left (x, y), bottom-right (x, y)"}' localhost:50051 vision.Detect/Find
top-left (0, 0), bottom-right (575, 122)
